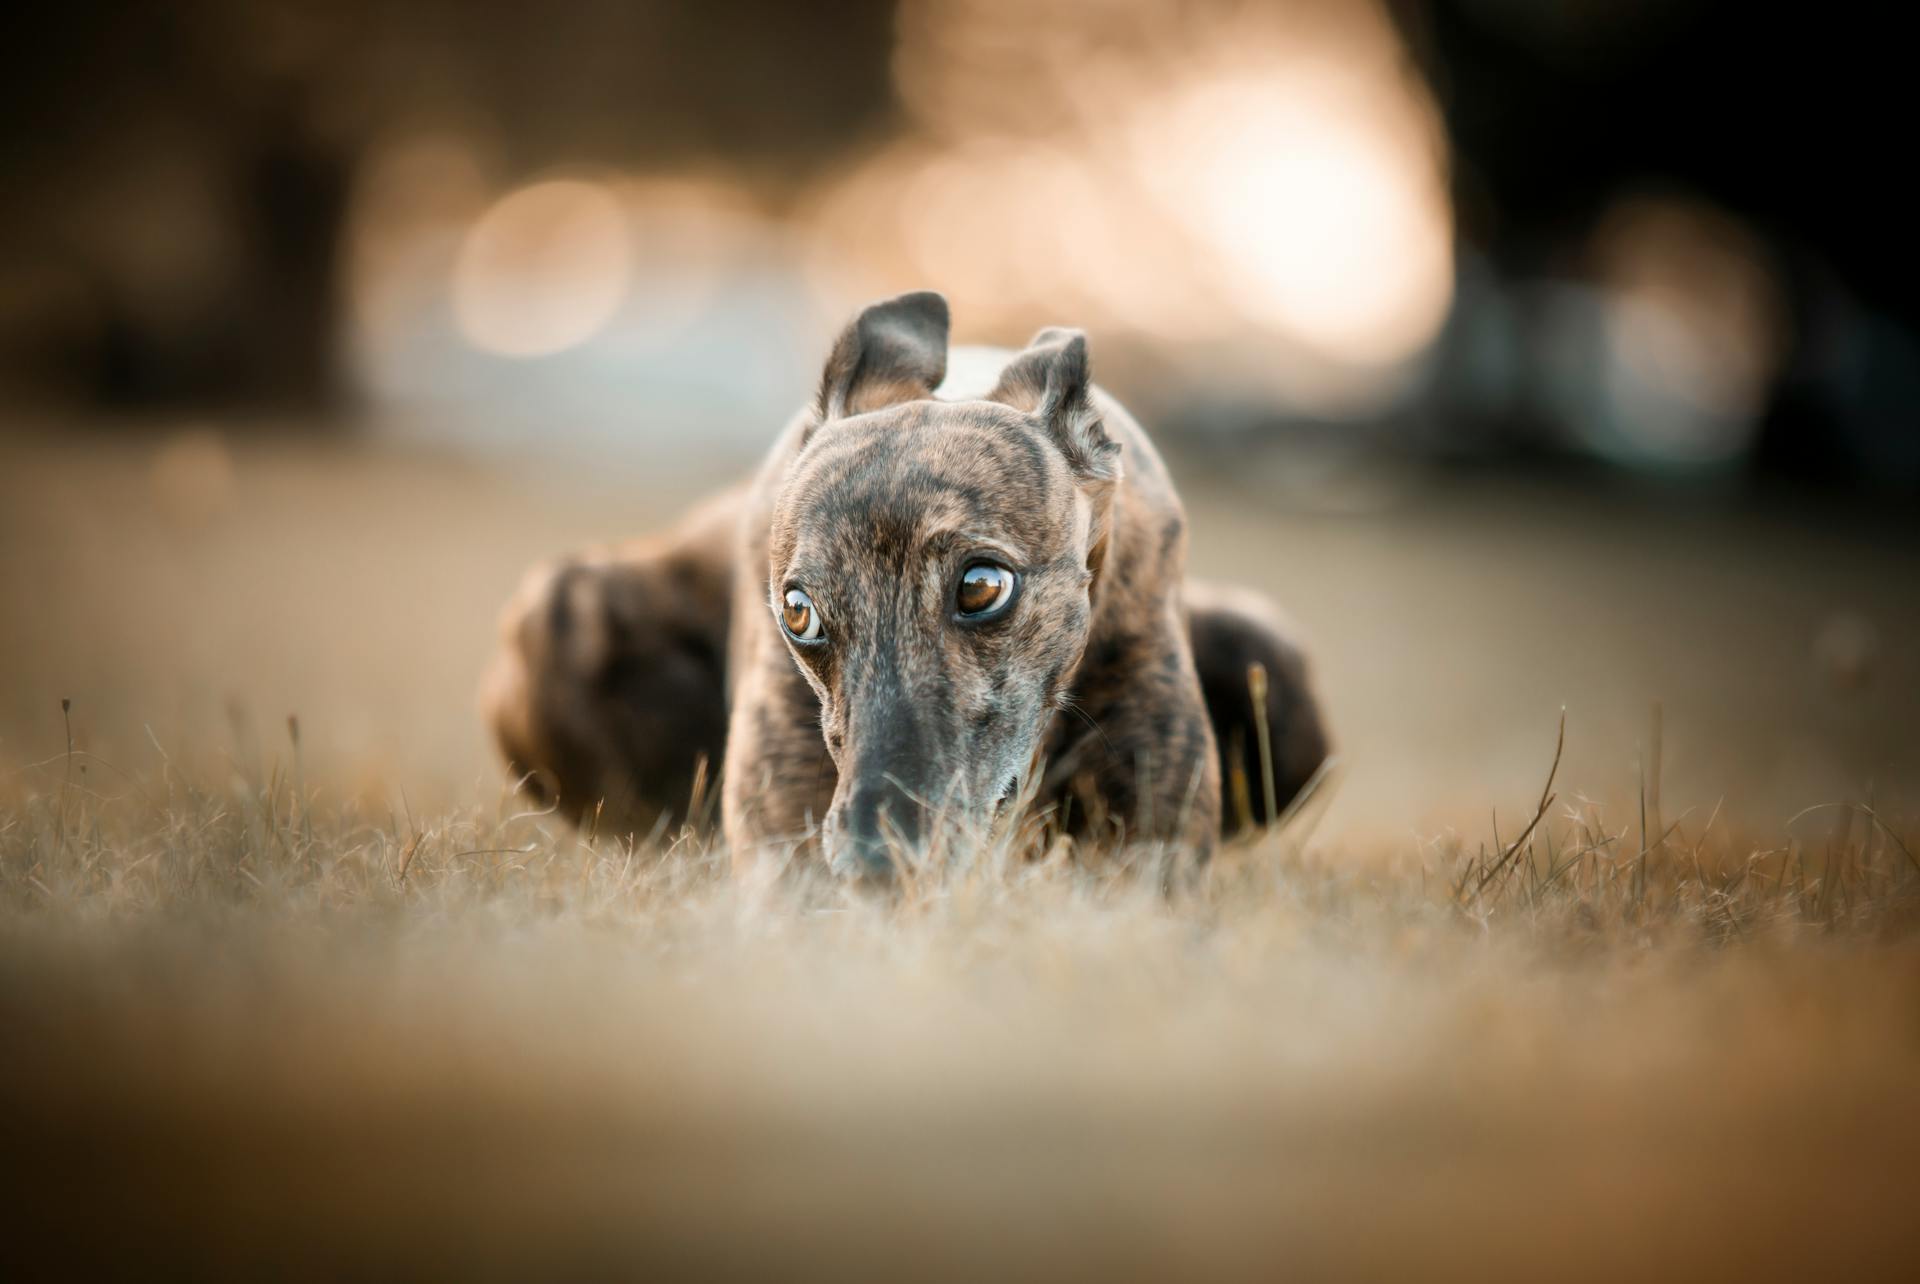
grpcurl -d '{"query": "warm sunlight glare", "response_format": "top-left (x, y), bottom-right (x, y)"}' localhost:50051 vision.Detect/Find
top-left (1135, 72), bottom-right (1453, 368)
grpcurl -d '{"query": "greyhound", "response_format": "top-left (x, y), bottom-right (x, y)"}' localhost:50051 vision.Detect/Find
top-left (483, 291), bottom-right (1327, 875)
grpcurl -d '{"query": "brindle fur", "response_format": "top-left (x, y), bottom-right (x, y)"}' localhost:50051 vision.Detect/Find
top-left (483, 292), bottom-right (1328, 870)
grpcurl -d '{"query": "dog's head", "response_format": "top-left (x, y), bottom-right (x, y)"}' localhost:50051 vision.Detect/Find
top-left (767, 291), bottom-right (1122, 877)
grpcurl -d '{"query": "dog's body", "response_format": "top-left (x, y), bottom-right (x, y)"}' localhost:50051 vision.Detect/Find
top-left (484, 293), bottom-right (1327, 871)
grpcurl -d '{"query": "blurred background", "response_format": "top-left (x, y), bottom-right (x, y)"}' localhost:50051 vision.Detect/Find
top-left (2, 0), bottom-right (1915, 838)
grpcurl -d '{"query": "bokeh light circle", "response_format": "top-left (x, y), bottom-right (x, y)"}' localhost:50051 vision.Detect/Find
top-left (452, 179), bottom-right (632, 358)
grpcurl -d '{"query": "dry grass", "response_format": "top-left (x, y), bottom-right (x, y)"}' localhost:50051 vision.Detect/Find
top-left (4, 431), bottom-right (1918, 1279)
top-left (4, 706), bottom-right (1919, 1282)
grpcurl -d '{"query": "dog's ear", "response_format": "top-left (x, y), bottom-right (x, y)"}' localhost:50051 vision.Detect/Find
top-left (989, 327), bottom-right (1120, 481)
top-left (814, 291), bottom-right (950, 422)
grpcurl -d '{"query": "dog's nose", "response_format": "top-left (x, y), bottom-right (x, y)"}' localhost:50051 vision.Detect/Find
top-left (834, 780), bottom-right (924, 883)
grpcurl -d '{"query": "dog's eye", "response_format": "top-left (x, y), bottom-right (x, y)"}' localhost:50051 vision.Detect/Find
top-left (955, 563), bottom-right (1017, 619)
top-left (781, 588), bottom-right (824, 642)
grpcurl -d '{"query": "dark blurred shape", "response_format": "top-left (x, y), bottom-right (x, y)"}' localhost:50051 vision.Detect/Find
top-left (0, 0), bottom-right (893, 416)
top-left (1393, 0), bottom-right (1919, 491)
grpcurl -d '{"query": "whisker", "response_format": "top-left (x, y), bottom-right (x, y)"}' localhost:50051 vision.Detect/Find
top-left (1056, 693), bottom-right (1116, 764)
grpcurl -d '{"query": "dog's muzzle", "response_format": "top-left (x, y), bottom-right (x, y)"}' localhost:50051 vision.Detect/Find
top-left (829, 776), bottom-right (924, 884)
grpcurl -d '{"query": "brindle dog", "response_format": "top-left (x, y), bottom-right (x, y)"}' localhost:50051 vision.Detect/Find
top-left (483, 291), bottom-right (1327, 874)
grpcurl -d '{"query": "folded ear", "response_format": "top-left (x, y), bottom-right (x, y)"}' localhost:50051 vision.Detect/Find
top-left (815, 291), bottom-right (951, 421)
top-left (988, 327), bottom-right (1120, 481)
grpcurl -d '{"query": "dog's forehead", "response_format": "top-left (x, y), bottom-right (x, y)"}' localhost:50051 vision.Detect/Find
top-left (776, 402), bottom-right (1077, 571)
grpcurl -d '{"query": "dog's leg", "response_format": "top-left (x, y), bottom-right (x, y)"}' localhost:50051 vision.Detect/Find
top-left (1185, 581), bottom-right (1331, 838)
top-left (480, 489), bottom-right (741, 837)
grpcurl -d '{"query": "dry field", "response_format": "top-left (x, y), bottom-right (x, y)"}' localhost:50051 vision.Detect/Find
top-left (3, 427), bottom-right (1919, 1281)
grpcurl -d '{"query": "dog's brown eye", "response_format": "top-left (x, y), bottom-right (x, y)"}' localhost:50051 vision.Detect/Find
top-left (782, 588), bottom-right (824, 642)
top-left (955, 563), bottom-right (1016, 619)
